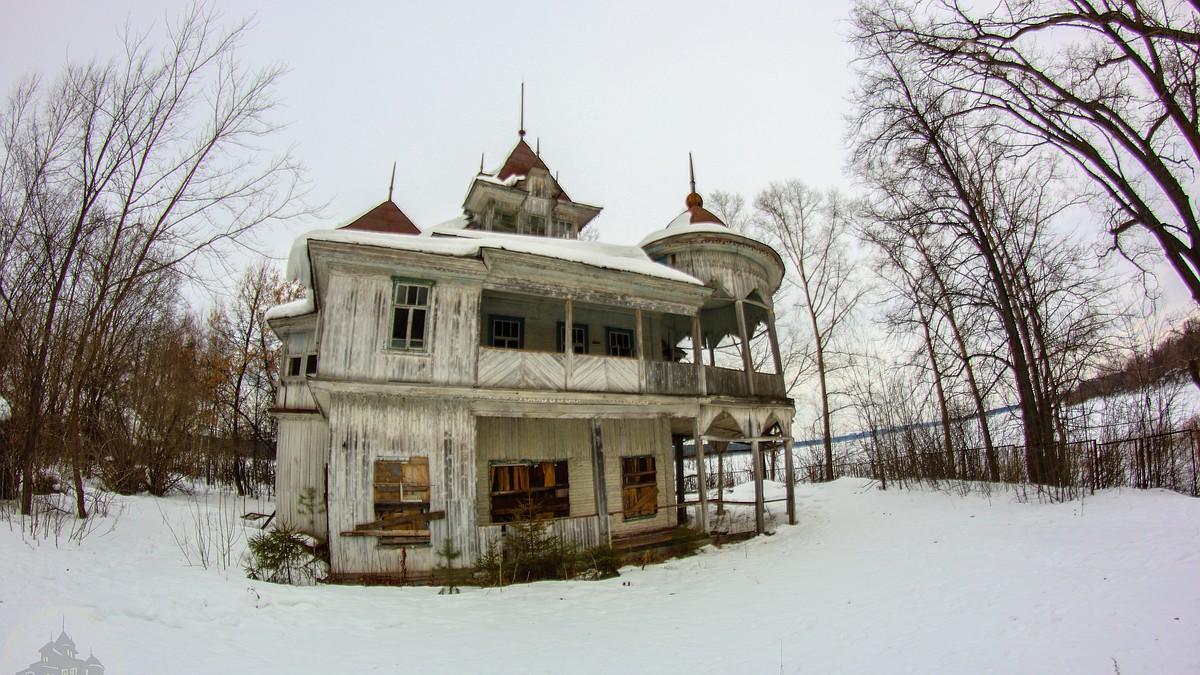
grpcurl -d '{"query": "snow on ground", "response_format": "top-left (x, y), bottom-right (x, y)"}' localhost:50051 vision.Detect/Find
top-left (2, 480), bottom-right (1198, 674)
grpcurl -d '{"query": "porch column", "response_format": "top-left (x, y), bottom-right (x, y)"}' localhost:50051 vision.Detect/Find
top-left (767, 306), bottom-right (784, 383)
top-left (635, 307), bottom-right (645, 393)
top-left (590, 418), bottom-right (610, 543)
top-left (783, 434), bottom-right (796, 525)
top-left (735, 299), bottom-right (756, 395)
top-left (692, 314), bottom-right (707, 396)
top-left (564, 298), bottom-right (574, 390)
top-left (751, 419), bottom-right (765, 535)
top-left (693, 416), bottom-right (709, 533)
top-left (674, 434), bottom-right (687, 525)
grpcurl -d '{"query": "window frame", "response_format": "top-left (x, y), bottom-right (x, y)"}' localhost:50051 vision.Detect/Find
top-left (372, 457), bottom-right (432, 546)
top-left (488, 314), bottom-right (525, 350)
top-left (605, 327), bottom-right (635, 358)
top-left (492, 207), bottom-right (517, 232)
top-left (621, 455), bottom-right (658, 520)
top-left (285, 352), bottom-right (318, 380)
top-left (551, 218), bottom-right (574, 239)
top-left (489, 460), bottom-right (570, 523)
top-left (555, 321), bottom-right (589, 354)
top-left (389, 278), bottom-right (434, 353)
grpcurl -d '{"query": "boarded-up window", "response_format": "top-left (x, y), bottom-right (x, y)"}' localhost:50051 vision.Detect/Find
top-left (372, 457), bottom-right (431, 545)
top-left (489, 461), bottom-right (569, 522)
top-left (622, 456), bottom-right (657, 520)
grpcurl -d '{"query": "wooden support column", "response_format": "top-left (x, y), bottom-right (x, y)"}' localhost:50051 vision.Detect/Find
top-left (783, 436), bottom-right (796, 525)
top-left (693, 417), bottom-right (709, 533)
top-left (673, 434), bottom-right (687, 525)
top-left (766, 307), bottom-right (784, 379)
top-left (635, 307), bottom-right (645, 393)
top-left (716, 443), bottom-right (725, 516)
top-left (590, 418), bottom-right (610, 543)
top-left (752, 438), bottom-right (765, 535)
top-left (564, 298), bottom-right (574, 390)
top-left (692, 314), bottom-right (707, 396)
top-left (735, 299), bottom-right (756, 396)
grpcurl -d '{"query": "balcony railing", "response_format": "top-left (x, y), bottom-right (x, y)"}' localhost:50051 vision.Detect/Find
top-left (477, 347), bottom-right (786, 399)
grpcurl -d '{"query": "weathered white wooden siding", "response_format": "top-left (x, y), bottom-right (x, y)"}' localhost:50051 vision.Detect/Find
top-left (600, 417), bottom-right (676, 536)
top-left (275, 415), bottom-right (330, 540)
top-left (477, 348), bottom-right (564, 390)
top-left (571, 355), bottom-right (639, 393)
top-left (479, 514), bottom-right (603, 552)
top-left (670, 249), bottom-right (775, 302)
top-left (319, 271), bottom-right (480, 386)
top-left (277, 380), bottom-right (317, 410)
top-left (326, 394), bottom-right (478, 576)
top-left (475, 417), bottom-right (596, 523)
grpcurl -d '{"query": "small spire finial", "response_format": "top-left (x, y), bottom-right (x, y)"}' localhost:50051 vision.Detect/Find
top-left (479, 152), bottom-right (485, 175)
top-left (536, 137), bottom-right (540, 155)
top-left (519, 82), bottom-right (526, 139)
top-left (388, 161), bottom-right (396, 201)
top-left (686, 152), bottom-right (703, 208)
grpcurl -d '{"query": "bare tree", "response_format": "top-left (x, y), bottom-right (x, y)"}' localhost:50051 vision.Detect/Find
top-left (754, 182), bottom-right (865, 480)
top-left (0, 4), bottom-right (306, 515)
top-left (852, 1), bottom-right (1200, 304)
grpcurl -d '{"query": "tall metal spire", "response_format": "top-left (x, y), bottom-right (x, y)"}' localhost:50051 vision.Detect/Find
top-left (686, 152), bottom-right (703, 208)
top-left (479, 152), bottom-right (485, 175)
top-left (519, 82), bottom-right (526, 139)
top-left (387, 161), bottom-right (396, 201)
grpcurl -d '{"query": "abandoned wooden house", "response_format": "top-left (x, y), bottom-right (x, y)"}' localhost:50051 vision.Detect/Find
top-left (267, 132), bottom-right (796, 581)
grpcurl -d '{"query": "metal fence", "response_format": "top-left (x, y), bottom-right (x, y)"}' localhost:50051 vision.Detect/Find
top-left (684, 427), bottom-right (1200, 500)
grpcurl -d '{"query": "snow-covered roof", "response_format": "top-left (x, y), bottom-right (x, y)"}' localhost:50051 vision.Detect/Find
top-left (282, 224), bottom-right (703, 289)
top-left (640, 216), bottom-right (771, 249)
top-left (264, 294), bottom-right (315, 321)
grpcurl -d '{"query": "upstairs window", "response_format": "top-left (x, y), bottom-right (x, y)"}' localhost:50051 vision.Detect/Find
top-left (522, 214), bottom-right (546, 236)
top-left (493, 208), bottom-right (517, 232)
top-left (606, 328), bottom-right (635, 358)
top-left (391, 280), bottom-right (432, 351)
top-left (556, 322), bottom-right (589, 354)
top-left (551, 219), bottom-right (574, 239)
top-left (489, 315), bottom-right (524, 349)
top-left (286, 353), bottom-right (318, 379)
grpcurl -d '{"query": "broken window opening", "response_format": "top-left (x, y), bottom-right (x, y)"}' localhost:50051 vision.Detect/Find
top-left (371, 457), bottom-right (432, 546)
top-left (489, 461), bottom-right (569, 523)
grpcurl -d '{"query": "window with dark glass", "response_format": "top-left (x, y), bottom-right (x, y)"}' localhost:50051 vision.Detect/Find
top-left (391, 281), bottom-right (431, 351)
top-left (493, 208), bottom-right (517, 232)
top-left (606, 328), bottom-right (635, 357)
top-left (556, 322), bottom-right (589, 354)
top-left (489, 315), bottom-right (524, 349)
top-left (523, 214), bottom-right (546, 236)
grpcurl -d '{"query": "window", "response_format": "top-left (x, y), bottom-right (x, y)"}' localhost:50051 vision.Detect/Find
top-left (621, 456), bottom-right (658, 520)
top-left (489, 315), bottom-right (524, 349)
top-left (606, 328), bottom-right (635, 357)
top-left (489, 461), bottom-right (569, 522)
top-left (551, 219), bottom-right (573, 239)
top-left (493, 208), bottom-right (517, 232)
top-left (286, 353), bottom-right (317, 378)
top-left (522, 214), bottom-right (546, 236)
top-left (556, 322), bottom-right (589, 354)
top-left (372, 457), bottom-right (431, 546)
top-left (391, 280), bottom-right (431, 351)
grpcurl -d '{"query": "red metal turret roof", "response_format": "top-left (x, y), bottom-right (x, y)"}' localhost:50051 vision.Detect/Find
top-left (338, 200), bottom-right (420, 235)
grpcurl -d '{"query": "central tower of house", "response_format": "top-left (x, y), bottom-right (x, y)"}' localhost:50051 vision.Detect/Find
top-left (268, 130), bottom-right (795, 582)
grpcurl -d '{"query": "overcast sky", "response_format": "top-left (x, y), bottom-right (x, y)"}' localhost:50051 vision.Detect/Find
top-left (3, 0), bottom-right (858, 258)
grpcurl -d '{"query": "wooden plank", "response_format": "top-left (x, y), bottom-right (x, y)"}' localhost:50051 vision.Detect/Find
top-left (342, 529), bottom-right (432, 538)
top-left (354, 510), bottom-right (446, 530)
